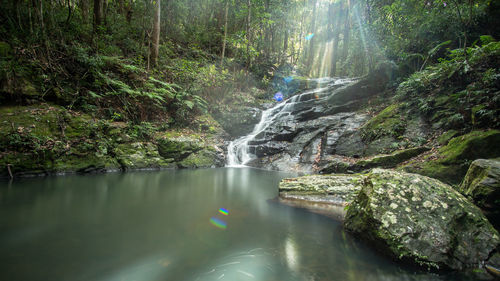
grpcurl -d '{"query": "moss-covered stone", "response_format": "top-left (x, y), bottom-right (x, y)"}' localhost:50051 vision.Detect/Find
top-left (177, 147), bottom-right (224, 168)
top-left (437, 130), bottom-right (459, 145)
top-left (115, 142), bottom-right (175, 170)
top-left (157, 136), bottom-right (203, 161)
top-left (0, 104), bottom-right (226, 177)
top-left (344, 169), bottom-right (499, 271)
top-left (459, 159), bottom-right (500, 229)
top-left (403, 130), bottom-right (500, 185)
top-left (360, 104), bottom-right (406, 142)
top-left (353, 146), bottom-right (430, 171)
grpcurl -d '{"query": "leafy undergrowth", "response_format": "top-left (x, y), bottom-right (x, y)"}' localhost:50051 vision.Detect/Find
top-left (396, 38), bottom-right (500, 133)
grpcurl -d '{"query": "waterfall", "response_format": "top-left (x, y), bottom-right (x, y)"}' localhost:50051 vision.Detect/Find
top-left (226, 77), bottom-right (354, 167)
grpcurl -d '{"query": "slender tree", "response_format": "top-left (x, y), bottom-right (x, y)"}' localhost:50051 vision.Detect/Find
top-left (220, 0), bottom-right (229, 68)
top-left (151, 0), bottom-right (161, 67)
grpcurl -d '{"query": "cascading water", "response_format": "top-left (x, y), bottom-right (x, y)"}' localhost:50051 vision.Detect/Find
top-left (226, 77), bottom-right (354, 167)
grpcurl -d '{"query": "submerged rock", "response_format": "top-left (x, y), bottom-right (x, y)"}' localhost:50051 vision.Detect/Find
top-left (278, 174), bottom-right (364, 219)
top-left (344, 169), bottom-right (499, 271)
top-left (459, 159), bottom-right (500, 230)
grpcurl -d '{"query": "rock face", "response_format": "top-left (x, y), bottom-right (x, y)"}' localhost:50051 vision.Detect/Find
top-left (344, 169), bottom-right (499, 271)
top-left (0, 105), bottom-right (226, 178)
top-left (319, 147), bottom-right (430, 174)
top-left (230, 65), bottom-right (429, 172)
top-left (214, 106), bottom-right (262, 138)
top-left (404, 130), bottom-right (500, 185)
top-left (459, 159), bottom-right (500, 229)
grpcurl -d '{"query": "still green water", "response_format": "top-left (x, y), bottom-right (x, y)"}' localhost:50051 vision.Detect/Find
top-left (0, 168), bottom-right (472, 281)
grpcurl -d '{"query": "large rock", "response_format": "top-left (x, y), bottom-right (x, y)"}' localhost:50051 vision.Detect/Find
top-left (157, 136), bottom-right (203, 161)
top-left (344, 169), bottom-right (499, 271)
top-left (319, 147), bottom-right (430, 174)
top-left (178, 146), bottom-right (225, 168)
top-left (214, 106), bottom-right (262, 138)
top-left (115, 142), bottom-right (175, 170)
top-left (460, 159), bottom-right (500, 229)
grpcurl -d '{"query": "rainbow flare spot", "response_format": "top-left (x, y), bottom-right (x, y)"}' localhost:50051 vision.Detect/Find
top-left (210, 217), bottom-right (227, 229)
top-left (305, 33), bottom-right (315, 41)
top-left (274, 92), bottom-right (284, 102)
top-left (219, 208), bottom-right (229, 215)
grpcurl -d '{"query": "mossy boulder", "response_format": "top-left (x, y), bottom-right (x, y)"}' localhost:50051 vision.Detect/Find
top-left (177, 147), bottom-right (225, 168)
top-left (403, 130), bottom-right (500, 185)
top-left (344, 169), bottom-right (499, 271)
top-left (459, 159), bottom-right (500, 229)
top-left (352, 147), bottom-right (430, 171)
top-left (115, 142), bottom-right (175, 170)
top-left (319, 147), bottom-right (429, 174)
top-left (157, 136), bottom-right (202, 161)
top-left (360, 104), bottom-right (406, 142)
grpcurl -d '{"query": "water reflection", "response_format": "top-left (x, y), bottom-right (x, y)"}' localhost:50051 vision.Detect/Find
top-left (0, 168), bottom-right (480, 281)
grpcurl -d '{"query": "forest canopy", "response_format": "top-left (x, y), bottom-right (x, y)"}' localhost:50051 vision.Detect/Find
top-left (0, 0), bottom-right (499, 122)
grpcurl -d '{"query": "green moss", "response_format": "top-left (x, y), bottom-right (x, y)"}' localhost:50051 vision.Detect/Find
top-left (178, 148), bottom-right (220, 168)
top-left (157, 137), bottom-right (202, 161)
top-left (404, 130), bottom-right (500, 185)
top-left (437, 130), bottom-right (459, 145)
top-left (354, 146), bottom-right (430, 171)
top-left (361, 104), bottom-right (406, 141)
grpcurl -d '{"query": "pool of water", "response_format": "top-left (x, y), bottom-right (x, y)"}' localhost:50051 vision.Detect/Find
top-left (0, 168), bottom-right (474, 280)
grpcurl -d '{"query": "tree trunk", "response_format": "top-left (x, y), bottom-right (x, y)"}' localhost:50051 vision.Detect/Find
top-left (151, 0), bottom-right (160, 67)
top-left (341, 0), bottom-right (351, 74)
top-left (306, 0), bottom-right (318, 75)
top-left (282, 28), bottom-right (288, 64)
top-left (246, 0), bottom-right (252, 69)
top-left (93, 0), bottom-right (103, 33)
top-left (330, 4), bottom-right (342, 76)
top-left (220, 0), bottom-right (229, 68)
top-left (80, 0), bottom-right (89, 23)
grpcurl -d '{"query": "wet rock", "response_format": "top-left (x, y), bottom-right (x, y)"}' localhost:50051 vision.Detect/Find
top-left (253, 141), bottom-right (288, 157)
top-left (344, 169), bottom-right (499, 271)
top-left (459, 159), bottom-right (500, 229)
top-left (214, 106), bottom-right (262, 137)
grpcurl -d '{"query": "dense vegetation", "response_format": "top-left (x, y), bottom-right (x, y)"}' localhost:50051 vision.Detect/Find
top-left (0, 0), bottom-right (499, 177)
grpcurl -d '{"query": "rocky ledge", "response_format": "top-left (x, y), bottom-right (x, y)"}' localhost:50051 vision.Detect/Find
top-left (278, 169), bottom-right (500, 275)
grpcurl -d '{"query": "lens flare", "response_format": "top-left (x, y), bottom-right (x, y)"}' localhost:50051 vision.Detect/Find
top-left (284, 76), bottom-right (293, 83)
top-left (219, 208), bottom-right (229, 215)
top-left (305, 33), bottom-right (315, 41)
top-left (274, 92), bottom-right (284, 102)
top-left (210, 217), bottom-right (227, 229)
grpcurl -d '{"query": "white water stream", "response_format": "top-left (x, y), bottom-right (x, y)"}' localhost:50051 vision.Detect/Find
top-left (226, 77), bottom-right (353, 166)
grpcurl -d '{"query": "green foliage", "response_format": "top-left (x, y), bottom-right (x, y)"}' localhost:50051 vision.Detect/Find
top-left (396, 40), bottom-right (500, 131)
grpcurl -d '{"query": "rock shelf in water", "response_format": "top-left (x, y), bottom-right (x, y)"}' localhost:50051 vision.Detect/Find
top-left (278, 169), bottom-right (500, 273)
